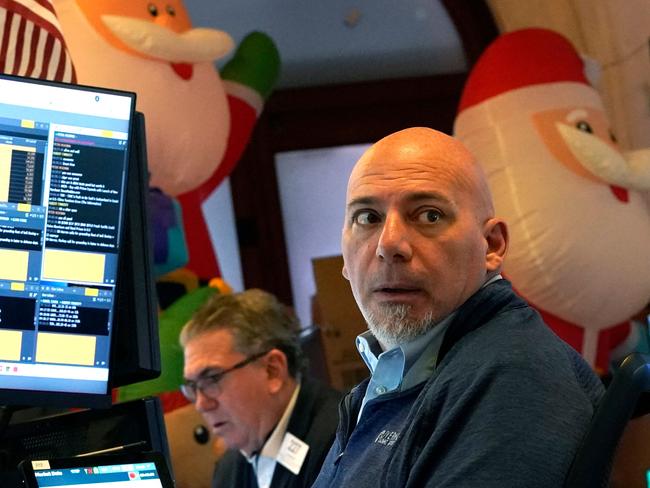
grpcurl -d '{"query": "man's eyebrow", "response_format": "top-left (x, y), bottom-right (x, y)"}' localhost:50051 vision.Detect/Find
top-left (185, 366), bottom-right (223, 382)
top-left (404, 191), bottom-right (450, 203)
top-left (346, 196), bottom-right (377, 209)
top-left (347, 191), bottom-right (451, 209)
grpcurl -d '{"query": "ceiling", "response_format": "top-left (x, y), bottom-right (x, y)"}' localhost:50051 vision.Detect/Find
top-left (183, 0), bottom-right (468, 88)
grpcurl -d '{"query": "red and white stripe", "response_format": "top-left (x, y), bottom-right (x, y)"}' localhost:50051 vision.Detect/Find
top-left (0, 0), bottom-right (76, 82)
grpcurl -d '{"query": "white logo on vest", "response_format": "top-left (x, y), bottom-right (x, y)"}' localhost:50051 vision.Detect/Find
top-left (374, 430), bottom-right (400, 447)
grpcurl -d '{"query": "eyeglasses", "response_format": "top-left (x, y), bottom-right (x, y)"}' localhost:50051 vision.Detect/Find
top-left (181, 350), bottom-right (269, 403)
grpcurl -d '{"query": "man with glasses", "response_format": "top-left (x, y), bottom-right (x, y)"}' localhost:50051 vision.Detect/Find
top-left (180, 288), bottom-right (340, 488)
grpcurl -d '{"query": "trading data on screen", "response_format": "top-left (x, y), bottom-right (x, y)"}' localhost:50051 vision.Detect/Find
top-left (0, 77), bottom-right (133, 396)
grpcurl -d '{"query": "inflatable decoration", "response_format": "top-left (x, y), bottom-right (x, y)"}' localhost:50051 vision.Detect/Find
top-left (150, 188), bottom-right (188, 278)
top-left (0, 0), bottom-right (76, 83)
top-left (53, 0), bottom-right (233, 195)
top-left (484, 0), bottom-right (650, 152)
top-left (52, 0), bottom-right (280, 279)
top-left (454, 28), bottom-right (650, 373)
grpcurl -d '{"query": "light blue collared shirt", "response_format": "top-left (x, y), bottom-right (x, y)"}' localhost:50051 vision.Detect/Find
top-left (355, 313), bottom-right (454, 421)
top-left (355, 274), bottom-right (503, 421)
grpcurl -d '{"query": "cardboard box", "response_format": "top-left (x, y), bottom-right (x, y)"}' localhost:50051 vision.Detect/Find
top-left (312, 255), bottom-right (369, 391)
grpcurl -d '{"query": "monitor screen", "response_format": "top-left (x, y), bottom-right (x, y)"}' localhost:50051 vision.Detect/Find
top-left (0, 74), bottom-right (135, 408)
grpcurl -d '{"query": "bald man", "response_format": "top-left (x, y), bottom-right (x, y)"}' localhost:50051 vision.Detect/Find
top-left (312, 128), bottom-right (604, 488)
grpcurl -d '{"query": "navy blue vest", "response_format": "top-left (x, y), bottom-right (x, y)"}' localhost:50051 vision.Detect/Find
top-left (313, 381), bottom-right (424, 487)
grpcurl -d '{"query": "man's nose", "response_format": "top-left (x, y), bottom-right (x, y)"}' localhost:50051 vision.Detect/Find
top-left (376, 213), bottom-right (412, 262)
top-left (195, 389), bottom-right (218, 412)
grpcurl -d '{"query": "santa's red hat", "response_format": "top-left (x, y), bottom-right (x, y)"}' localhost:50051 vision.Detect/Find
top-left (458, 28), bottom-right (589, 112)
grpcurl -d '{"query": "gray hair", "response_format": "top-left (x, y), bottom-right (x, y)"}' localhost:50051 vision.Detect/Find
top-left (180, 289), bottom-right (305, 377)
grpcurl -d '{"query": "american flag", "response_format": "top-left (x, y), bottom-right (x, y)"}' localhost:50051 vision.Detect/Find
top-left (0, 0), bottom-right (76, 82)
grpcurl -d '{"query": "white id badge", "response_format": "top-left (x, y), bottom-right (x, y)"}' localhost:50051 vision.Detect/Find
top-left (277, 432), bottom-right (310, 475)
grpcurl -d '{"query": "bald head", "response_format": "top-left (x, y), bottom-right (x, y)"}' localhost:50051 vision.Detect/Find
top-left (359, 127), bottom-right (474, 165)
top-left (349, 127), bottom-right (495, 223)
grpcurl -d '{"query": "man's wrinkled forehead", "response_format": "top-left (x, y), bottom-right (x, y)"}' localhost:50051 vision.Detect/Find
top-left (346, 128), bottom-right (494, 215)
top-left (349, 136), bottom-right (475, 193)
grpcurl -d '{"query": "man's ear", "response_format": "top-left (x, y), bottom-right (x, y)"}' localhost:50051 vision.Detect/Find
top-left (264, 349), bottom-right (290, 394)
top-left (484, 218), bottom-right (508, 273)
top-left (342, 264), bottom-right (349, 280)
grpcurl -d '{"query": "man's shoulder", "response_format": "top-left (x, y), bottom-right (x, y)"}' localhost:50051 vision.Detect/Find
top-left (442, 307), bottom-right (576, 376)
top-left (432, 301), bottom-right (604, 405)
top-left (299, 377), bottom-right (343, 407)
top-left (449, 287), bottom-right (567, 360)
top-left (212, 449), bottom-right (249, 485)
top-left (278, 378), bottom-right (341, 487)
top-left (288, 377), bottom-right (341, 436)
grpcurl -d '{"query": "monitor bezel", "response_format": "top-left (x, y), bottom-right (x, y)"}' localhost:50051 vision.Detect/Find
top-left (108, 111), bottom-right (161, 390)
top-left (0, 73), bottom-right (136, 409)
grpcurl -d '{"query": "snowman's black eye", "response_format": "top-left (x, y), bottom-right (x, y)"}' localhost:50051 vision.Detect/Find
top-left (147, 3), bottom-right (159, 16)
top-left (194, 424), bottom-right (209, 444)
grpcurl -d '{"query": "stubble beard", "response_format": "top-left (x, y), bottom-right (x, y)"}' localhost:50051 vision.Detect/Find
top-left (361, 302), bottom-right (435, 350)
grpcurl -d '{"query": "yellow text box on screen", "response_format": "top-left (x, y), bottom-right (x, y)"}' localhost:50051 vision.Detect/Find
top-left (0, 330), bottom-right (22, 360)
top-left (43, 249), bottom-right (105, 283)
top-left (36, 332), bottom-right (96, 366)
top-left (85, 288), bottom-right (98, 297)
top-left (0, 249), bottom-right (29, 281)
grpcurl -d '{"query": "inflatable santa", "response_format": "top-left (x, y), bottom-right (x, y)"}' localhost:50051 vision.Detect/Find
top-left (52, 0), bottom-right (280, 279)
top-left (454, 28), bottom-right (650, 373)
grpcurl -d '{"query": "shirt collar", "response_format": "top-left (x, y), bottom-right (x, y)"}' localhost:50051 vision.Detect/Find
top-left (355, 316), bottom-right (452, 423)
top-left (484, 273), bottom-right (502, 287)
top-left (243, 381), bottom-right (301, 463)
top-left (355, 312), bottom-right (452, 404)
top-left (356, 325), bottom-right (437, 377)
top-left (401, 312), bottom-right (454, 389)
top-left (355, 273), bottom-right (502, 389)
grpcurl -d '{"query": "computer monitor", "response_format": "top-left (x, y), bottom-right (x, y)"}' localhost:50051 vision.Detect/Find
top-left (20, 451), bottom-right (174, 488)
top-left (109, 111), bottom-right (160, 389)
top-left (0, 397), bottom-right (172, 487)
top-left (0, 73), bottom-right (136, 408)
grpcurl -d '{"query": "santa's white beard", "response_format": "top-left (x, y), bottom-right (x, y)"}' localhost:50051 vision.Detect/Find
top-left (55, 1), bottom-right (230, 196)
